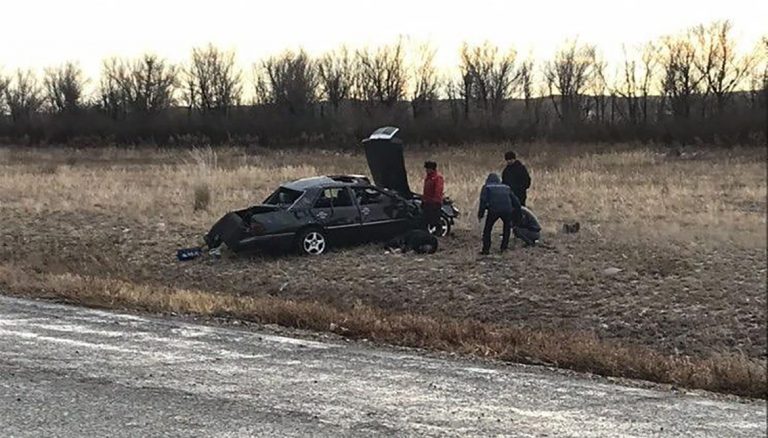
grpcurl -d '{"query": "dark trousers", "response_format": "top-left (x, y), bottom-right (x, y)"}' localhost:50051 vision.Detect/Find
top-left (513, 189), bottom-right (527, 206)
top-left (422, 203), bottom-right (441, 230)
top-left (482, 211), bottom-right (513, 252)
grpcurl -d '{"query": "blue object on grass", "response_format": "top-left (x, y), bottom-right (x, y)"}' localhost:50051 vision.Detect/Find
top-left (177, 247), bottom-right (203, 261)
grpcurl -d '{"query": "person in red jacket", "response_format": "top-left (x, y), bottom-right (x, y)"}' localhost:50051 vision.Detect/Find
top-left (422, 161), bottom-right (444, 231)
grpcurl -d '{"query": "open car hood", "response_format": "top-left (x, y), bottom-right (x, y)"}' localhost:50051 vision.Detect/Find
top-left (362, 127), bottom-right (412, 198)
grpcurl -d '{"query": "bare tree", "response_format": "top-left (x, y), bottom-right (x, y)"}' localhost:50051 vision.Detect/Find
top-left (544, 40), bottom-right (596, 124)
top-left (752, 36), bottom-right (768, 142)
top-left (614, 45), bottom-right (640, 123)
top-left (638, 43), bottom-right (659, 124)
top-left (587, 50), bottom-right (608, 123)
top-left (459, 41), bottom-right (520, 121)
top-left (43, 62), bottom-right (85, 114)
top-left (694, 20), bottom-right (757, 115)
top-left (762, 35), bottom-right (768, 146)
top-left (454, 68), bottom-right (473, 119)
top-left (444, 78), bottom-right (464, 122)
top-left (764, 37), bottom-right (768, 143)
top-left (518, 58), bottom-right (534, 112)
top-left (100, 55), bottom-right (177, 116)
top-left (615, 43), bottom-right (658, 124)
top-left (748, 37), bottom-right (768, 107)
top-left (99, 59), bottom-right (127, 119)
top-left (317, 46), bottom-right (352, 113)
top-left (5, 69), bottom-right (43, 122)
top-left (659, 32), bottom-right (702, 120)
top-left (354, 41), bottom-right (408, 107)
top-left (516, 58), bottom-right (543, 129)
top-left (128, 54), bottom-right (178, 113)
top-left (410, 43), bottom-right (440, 118)
top-left (0, 72), bottom-right (9, 116)
top-left (256, 49), bottom-right (318, 115)
top-left (184, 44), bottom-right (242, 115)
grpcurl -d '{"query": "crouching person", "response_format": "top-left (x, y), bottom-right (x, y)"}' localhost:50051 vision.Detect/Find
top-left (478, 173), bottom-right (522, 255)
top-left (514, 207), bottom-right (542, 247)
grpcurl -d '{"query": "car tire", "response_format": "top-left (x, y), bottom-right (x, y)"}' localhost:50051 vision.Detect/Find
top-left (296, 228), bottom-right (328, 256)
top-left (428, 215), bottom-right (451, 237)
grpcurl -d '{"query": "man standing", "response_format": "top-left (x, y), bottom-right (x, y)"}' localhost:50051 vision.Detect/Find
top-left (501, 151), bottom-right (531, 206)
top-left (478, 173), bottom-right (522, 255)
top-left (422, 161), bottom-right (444, 232)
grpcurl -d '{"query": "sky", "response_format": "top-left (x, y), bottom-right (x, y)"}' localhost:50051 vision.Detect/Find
top-left (1, 0), bottom-right (765, 79)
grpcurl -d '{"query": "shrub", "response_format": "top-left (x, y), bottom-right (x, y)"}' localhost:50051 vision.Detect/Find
top-left (193, 182), bottom-right (211, 211)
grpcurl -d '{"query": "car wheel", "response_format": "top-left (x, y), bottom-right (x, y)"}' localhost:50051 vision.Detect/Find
top-left (428, 216), bottom-right (451, 237)
top-left (297, 228), bottom-right (327, 256)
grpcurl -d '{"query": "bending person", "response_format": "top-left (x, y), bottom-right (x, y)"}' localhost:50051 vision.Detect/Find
top-left (514, 206), bottom-right (542, 247)
top-left (478, 173), bottom-right (522, 255)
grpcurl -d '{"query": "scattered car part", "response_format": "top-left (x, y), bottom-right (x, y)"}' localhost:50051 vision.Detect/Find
top-left (176, 247), bottom-right (203, 261)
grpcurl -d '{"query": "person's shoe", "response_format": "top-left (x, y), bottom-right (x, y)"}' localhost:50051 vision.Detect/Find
top-left (479, 249), bottom-right (490, 256)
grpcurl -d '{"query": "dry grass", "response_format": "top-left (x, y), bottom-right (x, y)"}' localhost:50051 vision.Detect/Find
top-left (0, 262), bottom-right (763, 399)
top-left (0, 142), bottom-right (765, 398)
top-left (0, 144), bottom-right (764, 245)
top-left (193, 183), bottom-right (211, 211)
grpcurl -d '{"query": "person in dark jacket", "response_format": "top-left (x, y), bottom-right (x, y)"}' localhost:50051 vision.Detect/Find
top-left (514, 206), bottom-right (542, 247)
top-left (422, 161), bottom-right (444, 231)
top-left (501, 151), bottom-right (531, 206)
top-left (478, 173), bottom-right (522, 255)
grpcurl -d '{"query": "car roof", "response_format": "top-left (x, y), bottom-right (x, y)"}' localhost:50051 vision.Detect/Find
top-left (282, 175), bottom-right (371, 191)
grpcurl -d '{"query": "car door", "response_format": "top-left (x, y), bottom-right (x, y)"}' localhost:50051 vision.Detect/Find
top-left (310, 187), bottom-right (362, 244)
top-left (353, 186), bottom-right (411, 241)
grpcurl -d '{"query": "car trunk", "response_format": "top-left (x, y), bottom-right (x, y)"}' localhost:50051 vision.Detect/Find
top-left (362, 127), bottom-right (413, 198)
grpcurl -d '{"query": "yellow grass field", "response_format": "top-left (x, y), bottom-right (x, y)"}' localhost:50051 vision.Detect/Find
top-left (0, 143), bottom-right (765, 397)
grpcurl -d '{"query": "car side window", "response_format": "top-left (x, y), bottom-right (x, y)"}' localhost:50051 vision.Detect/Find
top-left (315, 190), bottom-right (332, 209)
top-left (354, 187), bottom-right (389, 205)
top-left (314, 188), bottom-right (353, 209)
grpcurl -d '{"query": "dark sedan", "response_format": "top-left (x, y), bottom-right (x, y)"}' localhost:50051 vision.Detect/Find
top-left (203, 127), bottom-right (459, 256)
top-left (206, 175), bottom-right (426, 255)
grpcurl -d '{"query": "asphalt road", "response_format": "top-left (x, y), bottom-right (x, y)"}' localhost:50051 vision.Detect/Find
top-left (0, 296), bottom-right (765, 437)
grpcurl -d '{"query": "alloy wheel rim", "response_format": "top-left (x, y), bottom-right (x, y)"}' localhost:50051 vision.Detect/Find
top-left (303, 232), bottom-right (326, 255)
top-left (428, 218), bottom-right (449, 237)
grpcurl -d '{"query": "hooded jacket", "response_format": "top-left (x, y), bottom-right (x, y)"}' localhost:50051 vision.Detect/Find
top-left (478, 173), bottom-right (522, 221)
top-left (519, 206), bottom-right (542, 232)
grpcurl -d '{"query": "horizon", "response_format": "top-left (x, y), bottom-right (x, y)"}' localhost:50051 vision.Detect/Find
top-left (2, 0), bottom-right (766, 82)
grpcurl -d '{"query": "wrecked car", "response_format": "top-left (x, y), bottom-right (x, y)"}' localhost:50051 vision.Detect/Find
top-left (203, 127), bottom-right (459, 256)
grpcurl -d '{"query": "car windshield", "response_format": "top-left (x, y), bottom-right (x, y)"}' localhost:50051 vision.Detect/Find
top-left (263, 187), bottom-right (303, 207)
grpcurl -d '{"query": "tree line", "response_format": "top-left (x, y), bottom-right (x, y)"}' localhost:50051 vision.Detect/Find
top-left (0, 20), bottom-right (766, 146)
